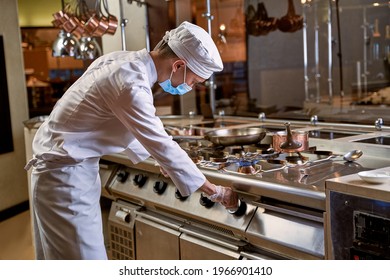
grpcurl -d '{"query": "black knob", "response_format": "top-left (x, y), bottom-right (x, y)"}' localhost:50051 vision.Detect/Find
top-left (175, 189), bottom-right (189, 201)
top-left (116, 170), bottom-right (129, 183)
top-left (153, 181), bottom-right (168, 195)
top-left (228, 200), bottom-right (247, 217)
top-left (199, 193), bottom-right (215, 208)
top-left (133, 174), bottom-right (147, 187)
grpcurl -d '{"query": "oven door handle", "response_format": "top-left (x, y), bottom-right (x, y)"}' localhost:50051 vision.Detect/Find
top-left (252, 202), bottom-right (324, 223)
top-left (240, 251), bottom-right (275, 260)
top-left (179, 227), bottom-right (241, 251)
top-left (135, 211), bottom-right (181, 230)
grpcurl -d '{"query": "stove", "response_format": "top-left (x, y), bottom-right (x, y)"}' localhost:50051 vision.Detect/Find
top-left (102, 116), bottom-right (390, 260)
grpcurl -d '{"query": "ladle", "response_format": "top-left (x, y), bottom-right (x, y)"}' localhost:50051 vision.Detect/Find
top-left (341, 149), bottom-right (363, 162)
top-left (304, 149), bottom-right (363, 166)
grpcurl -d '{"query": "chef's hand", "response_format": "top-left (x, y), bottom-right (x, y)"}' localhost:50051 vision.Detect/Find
top-left (206, 184), bottom-right (239, 210)
top-left (219, 186), bottom-right (239, 210)
top-left (199, 181), bottom-right (238, 209)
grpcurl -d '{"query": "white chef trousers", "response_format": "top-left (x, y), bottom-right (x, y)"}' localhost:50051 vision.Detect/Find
top-left (30, 157), bottom-right (107, 260)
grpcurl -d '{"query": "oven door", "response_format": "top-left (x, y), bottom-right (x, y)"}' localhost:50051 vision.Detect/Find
top-left (179, 225), bottom-right (245, 260)
top-left (135, 211), bottom-right (182, 260)
top-left (180, 233), bottom-right (241, 260)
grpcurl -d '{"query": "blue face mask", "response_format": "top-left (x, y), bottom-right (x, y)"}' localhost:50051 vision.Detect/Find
top-left (159, 65), bottom-right (192, 95)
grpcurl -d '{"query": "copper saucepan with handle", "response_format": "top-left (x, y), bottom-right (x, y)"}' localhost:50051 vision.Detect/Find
top-left (272, 122), bottom-right (309, 153)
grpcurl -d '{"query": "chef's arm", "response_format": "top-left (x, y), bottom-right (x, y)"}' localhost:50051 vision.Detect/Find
top-left (199, 180), bottom-right (238, 209)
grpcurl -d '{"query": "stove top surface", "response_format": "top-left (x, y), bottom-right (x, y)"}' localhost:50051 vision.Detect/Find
top-left (353, 135), bottom-right (390, 146)
top-left (177, 140), bottom-right (368, 192)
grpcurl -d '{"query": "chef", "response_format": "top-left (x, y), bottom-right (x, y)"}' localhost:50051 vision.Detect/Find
top-left (25, 21), bottom-right (238, 260)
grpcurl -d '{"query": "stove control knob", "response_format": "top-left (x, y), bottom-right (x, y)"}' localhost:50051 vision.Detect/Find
top-left (133, 174), bottom-right (147, 187)
top-left (199, 193), bottom-right (215, 208)
top-left (153, 181), bottom-right (168, 195)
top-left (116, 170), bottom-right (129, 183)
top-left (175, 189), bottom-right (189, 201)
top-left (227, 200), bottom-right (247, 217)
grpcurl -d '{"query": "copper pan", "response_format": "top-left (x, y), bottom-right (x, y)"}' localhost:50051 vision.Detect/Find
top-left (106, 15), bottom-right (118, 35)
top-left (52, 10), bottom-right (70, 27)
top-left (84, 13), bottom-right (100, 36)
top-left (93, 16), bottom-right (109, 37)
top-left (272, 123), bottom-right (309, 153)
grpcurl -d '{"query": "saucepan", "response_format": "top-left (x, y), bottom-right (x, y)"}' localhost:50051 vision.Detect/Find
top-left (169, 127), bottom-right (267, 146)
top-left (272, 122), bottom-right (309, 152)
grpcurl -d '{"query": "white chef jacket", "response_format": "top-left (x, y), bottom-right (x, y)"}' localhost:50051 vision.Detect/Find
top-left (32, 49), bottom-right (206, 196)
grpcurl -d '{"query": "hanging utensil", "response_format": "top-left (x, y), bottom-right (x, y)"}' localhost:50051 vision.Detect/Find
top-left (278, 0), bottom-right (303, 33)
top-left (246, 4), bottom-right (259, 36)
top-left (256, 2), bottom-right (278, 36)
top-left (246, 2), bottom-right (278, 36)
top-left (102, 0), bottom-right (118, 35)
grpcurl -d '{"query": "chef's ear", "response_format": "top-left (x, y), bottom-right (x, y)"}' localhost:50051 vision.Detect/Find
top-left (173, 59), bottom-right (185, 71)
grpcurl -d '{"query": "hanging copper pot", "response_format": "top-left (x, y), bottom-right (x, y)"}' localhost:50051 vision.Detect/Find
top-left (106, 15), bottom-right (118, 35)
top-left (102, 0), bottom-right (118, 35)
top-left (246, 4), bottom-right (259, 36)
top-left (52, 10), bottom-right (69, 28)
top-left (246, 2), bottom-right (278, 36)
top-left (278, 0), bottom-right (303, 33)
top-left (84, 13), bottom-right (100, 36)
top-left (256, 2), bottom-right (278, 36)
top-left (93, 16), bottom-right (109, 36)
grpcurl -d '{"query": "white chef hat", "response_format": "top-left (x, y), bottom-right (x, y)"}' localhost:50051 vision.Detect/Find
top-left (155, 21), bottom-right (223, 79)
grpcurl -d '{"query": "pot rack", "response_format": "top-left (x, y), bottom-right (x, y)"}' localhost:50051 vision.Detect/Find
top-left (52, 0), bottom-right (151, 57)
top-left (52, 0), bottom-right (117, 59)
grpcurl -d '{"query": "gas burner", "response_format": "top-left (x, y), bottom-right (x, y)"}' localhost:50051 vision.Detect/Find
top-left (210, 157), bottom-right (228, 163)
top-left (224, 146), bottom-right (246, 156)
top-left (237, 160), bottom-right (262, 175)
top-left (271, 152), bottom-right (310, 165)
top-left (183, 142), bottom-right (317, 176)
top-left (285, 156), bottom-right (304, 164)
top-left (198, 147), bottom-right (227, 161)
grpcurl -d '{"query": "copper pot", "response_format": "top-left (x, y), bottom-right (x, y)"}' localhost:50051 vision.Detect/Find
top-left (93, 16), bottom-right (109, 37)
top-left (106, 15), bottom-right (118, 35)
top-left (272, 123), bottom-right (309, 153)
top-left (84, 14), bottom-right (100, 36)
top-left (52, 10), bottom-right (70, 27)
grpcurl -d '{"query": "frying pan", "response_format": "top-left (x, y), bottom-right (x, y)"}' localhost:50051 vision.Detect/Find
top-left (205, 127), bottom-right (267, 146)
top-left (171, 127), bottom-right (267, 146)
